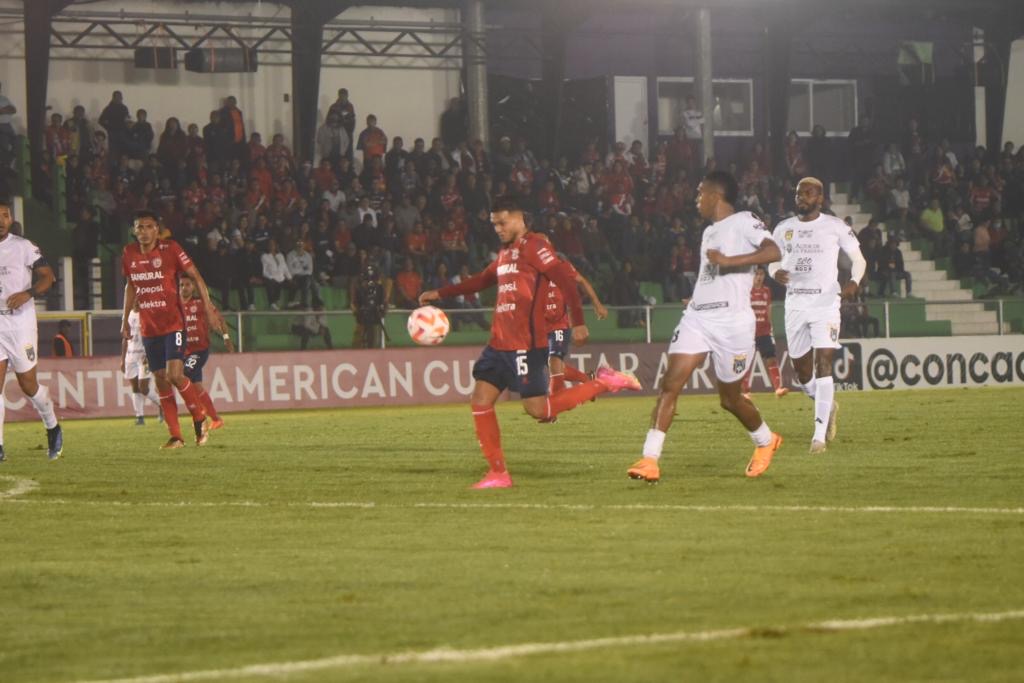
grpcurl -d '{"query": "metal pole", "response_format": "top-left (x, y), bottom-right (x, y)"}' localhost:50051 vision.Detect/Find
top-left (236, 311), bottom-right (243, 352)
top-left (60, 256), bottom-right (74, 310)
top-left (85, 311), bottom-right (93, 356)
top-left (463, 0), bottom-right (489, 147)
top-left (695, 8), bottom-right (714, 165)
top-left (997, 299), bottom-right (1004, 335)
top-left (89, 257), bottom-right (102, 310)
top-left (645, 306), bottom-right (652, 344)
top-left (884, 301), bottom-right (891, 338)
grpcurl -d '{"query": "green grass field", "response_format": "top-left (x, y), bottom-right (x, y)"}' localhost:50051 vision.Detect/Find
top-left (1, 388), bottom-right (1022, 683)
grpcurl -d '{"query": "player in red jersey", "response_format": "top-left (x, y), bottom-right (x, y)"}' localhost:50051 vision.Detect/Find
top-left (419, 196), bottom-right (641, 489)
top-left (537, 235), bottom-right (609, 401)
top-left (180, 274), bottom-right (235, 432)
top-left (120, 210), bottom-right (216, 448)
top-left (742, 267), bottom-right (788, 398)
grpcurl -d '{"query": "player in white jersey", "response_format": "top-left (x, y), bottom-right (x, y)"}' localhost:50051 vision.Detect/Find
top-left (627, 171), bottom-right (784, 483)
top-left (120, 303), bottom-right (162, 426)
top-left (769, 178), bottom-right (866, 453)
top-left (0, 198), bottom-right (63, 462)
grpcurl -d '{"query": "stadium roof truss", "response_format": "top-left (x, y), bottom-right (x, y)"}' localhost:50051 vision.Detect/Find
top-left (0, 7), bottom-right (518, 70)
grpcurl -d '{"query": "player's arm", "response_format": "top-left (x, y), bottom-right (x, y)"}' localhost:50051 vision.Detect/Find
top-left (121, 283), bottom-right (136, 339)
top-left (576, 272), bottom-right (608, 320)
top-left (420, 261), bottom-right (497, 305)
top-left (766, 224), bottom-right (789, 284)
top-left (839, 226), bottom-right (867, 299)
top-left (208, 306), bottom-right (236, 353)
top-left (706, 237), bottom-right (781, 269)
top-left (533, 246), bottom-right (588, 345)
top-left (7, 260), bottom-right (55, 311)
top-left (183, 262), bottom-right (218, 327)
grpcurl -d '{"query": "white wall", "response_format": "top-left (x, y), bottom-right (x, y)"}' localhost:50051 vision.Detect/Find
top-left (0, 1), bottom-right (461, 153)
top-left (1004, 38), bottom-right (1024, 148)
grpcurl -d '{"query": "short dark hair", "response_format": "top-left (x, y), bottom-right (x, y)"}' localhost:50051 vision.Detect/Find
top-left (703, 170), bottom-right (739, 206)
top-left (491, 196), bottom-right (526, 215)
top-left (134, 209), bottom-right (160, 223)
top-left (0, 197), bottom-right (11, 209)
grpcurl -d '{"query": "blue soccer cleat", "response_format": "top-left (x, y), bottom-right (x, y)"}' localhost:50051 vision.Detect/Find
top-left (47, 425), bottom-right (63, 461)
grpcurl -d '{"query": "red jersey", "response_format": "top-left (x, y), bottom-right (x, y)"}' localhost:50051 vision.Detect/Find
top-left (122, 239), bottom-right (193, 338)
top-left (751, 285), bottom-right (772, 337)
top-left (543, 261), bottom-right (579, 333)
top-left (183, 297), bottom-right (214, 354)
top-left (438, 232), bottom-right (583, 351)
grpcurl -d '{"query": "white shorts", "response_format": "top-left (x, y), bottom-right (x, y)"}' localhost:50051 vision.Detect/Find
top-left (668, 311), bottom-right (755, 384)
top-left (0, 325), bottom-right (39, 374)
top-left (124, 351), bottom-right (151, 380)
top-left (785, 306), bottom-right (841, 360)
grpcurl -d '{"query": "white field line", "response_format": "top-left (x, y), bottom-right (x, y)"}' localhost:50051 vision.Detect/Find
top-left (2, 475), bottom-right (1020, 515)
top-left (70, 609), bottom-right (1024, 683)
top-left (3, 496), bottom-right (1023, 515)
top-left (0, 474), bottom-right (38, 499)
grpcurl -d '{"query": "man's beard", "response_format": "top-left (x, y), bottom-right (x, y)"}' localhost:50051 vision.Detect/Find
top-left (796, 203), bottom-right (818, 217)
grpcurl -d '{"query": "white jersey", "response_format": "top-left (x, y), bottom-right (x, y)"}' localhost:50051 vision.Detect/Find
top-left (688, 211), bottom-right (769, 319)
top-left (772, 214), bottom-right (863, 311)
top-left (126, 309), bottom-right (145, 355)
top-left (0, 233), bottom-right (44, 332)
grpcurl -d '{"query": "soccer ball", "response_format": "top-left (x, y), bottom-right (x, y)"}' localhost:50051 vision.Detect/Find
top-left (407, 306), bottom-right (450, 345)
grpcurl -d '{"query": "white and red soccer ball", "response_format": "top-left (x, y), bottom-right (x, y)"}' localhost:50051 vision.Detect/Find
top-left (407, 306), bottom-right (450, 345)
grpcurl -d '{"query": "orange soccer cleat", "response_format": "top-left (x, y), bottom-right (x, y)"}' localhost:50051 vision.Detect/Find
top-left (745, 433), bottom-right (783, 478)
top-left (627, 457), bottom-right (661, 484)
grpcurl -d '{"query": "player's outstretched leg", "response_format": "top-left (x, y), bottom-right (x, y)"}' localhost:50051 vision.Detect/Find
top-left (535, 365), bottom-right (640, 423)
top-left (562, 364), bottom-right (590, 386)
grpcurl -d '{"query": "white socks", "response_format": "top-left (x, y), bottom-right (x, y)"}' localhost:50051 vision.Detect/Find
top-left (813, 377), bottom-right (834, 443)
top-left (29, 385), bottom-right (58, 429)
top-left (643, 429), bottom-right (666, 460)
top-left (0, 394), bottom-right (5, 445)
top-left (748, 422), bottom-right (772, 447)
top-left (146, 385), bottom-right (161, 408)
top-left (131, 393), bottom-right (145, 418)
top-left (797, 374), bottom-right (817, 399)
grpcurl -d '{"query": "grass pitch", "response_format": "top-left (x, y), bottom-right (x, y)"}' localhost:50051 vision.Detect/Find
top-left (0, 387), bottom-right (1022, 683)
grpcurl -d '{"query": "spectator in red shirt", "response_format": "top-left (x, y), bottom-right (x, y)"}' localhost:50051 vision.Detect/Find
top-left (248, 132), bottom-right (266, 166)
top-left (394, 257), bottom-right (423, 309)
top-left (356, 114), bottom-right (387, 164)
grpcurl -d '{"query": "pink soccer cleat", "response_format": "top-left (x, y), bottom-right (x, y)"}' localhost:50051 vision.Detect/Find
top-left (595, 366), bottom-right (642, 393)
top-left (471, 470), bottom-right (513, 489)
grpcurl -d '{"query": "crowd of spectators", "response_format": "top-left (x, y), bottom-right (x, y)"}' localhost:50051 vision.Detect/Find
top-left (35, 86), bottom-right (1024, 323)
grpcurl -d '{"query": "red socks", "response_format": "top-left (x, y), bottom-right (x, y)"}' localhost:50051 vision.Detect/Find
top-left (199, 390), bottom-right (219, 421)
top-left (471, 405), bottom-right (506, 473)
top-left (159, 392), bottom-right (182, 440)
top-left (549, 364), bottom-right (589, 396)
top-left (742, 359), bottom-right (782, 393)
top-left (767, 358), bottom-right (782, 391)
top-left (544, 380), bottom-right (608, 419)
top-left (176, 379), bottom-right (207, 421)
top-left (563, 365), bottom-right (589, 384)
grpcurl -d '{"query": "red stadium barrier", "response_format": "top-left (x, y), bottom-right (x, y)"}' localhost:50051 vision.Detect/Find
top-left (5, 337), bottom-right (1023, 421)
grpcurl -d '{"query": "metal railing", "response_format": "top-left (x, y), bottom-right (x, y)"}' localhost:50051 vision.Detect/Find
top-left (36, 298), bottom-right (1023, 358)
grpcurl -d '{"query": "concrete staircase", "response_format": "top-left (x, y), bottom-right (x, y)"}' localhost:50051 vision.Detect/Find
top-left (830, 188), bottom-right (1007, 335)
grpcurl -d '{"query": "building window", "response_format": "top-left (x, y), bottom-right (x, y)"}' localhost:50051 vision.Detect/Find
top-left (657, 77), bottom-right (754, 136)
top-left (788, 79), bottom-right (858, 136)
